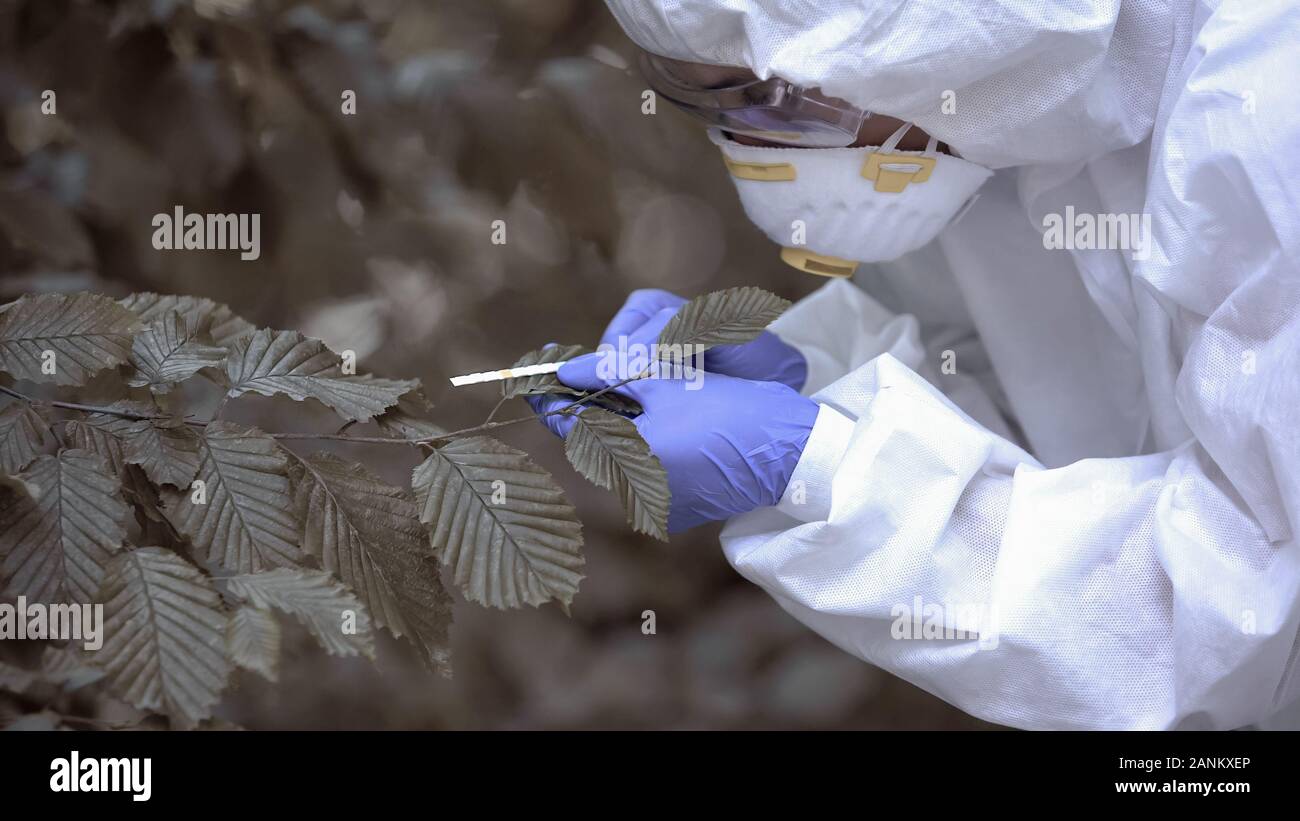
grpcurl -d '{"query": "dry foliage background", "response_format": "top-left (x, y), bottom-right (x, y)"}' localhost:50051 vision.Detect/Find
top-left (0, 0), bottom-right (994, 729)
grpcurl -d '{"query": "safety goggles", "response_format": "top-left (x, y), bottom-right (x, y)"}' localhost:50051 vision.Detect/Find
top-left (639, 51), bottom-right (869, 148)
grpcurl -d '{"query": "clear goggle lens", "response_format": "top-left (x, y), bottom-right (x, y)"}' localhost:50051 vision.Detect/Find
top-left (639, 52), bottom-right (868, 148)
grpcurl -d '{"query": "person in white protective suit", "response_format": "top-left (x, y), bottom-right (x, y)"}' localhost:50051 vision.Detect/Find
top-left (528, 0), bottom-right (1300, 729)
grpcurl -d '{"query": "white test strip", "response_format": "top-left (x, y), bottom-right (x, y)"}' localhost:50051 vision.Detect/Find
top-left (448, 361), bottom-right (567, 387)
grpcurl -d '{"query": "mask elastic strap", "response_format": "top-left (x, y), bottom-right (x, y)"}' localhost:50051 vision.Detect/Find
top-left (878, 121), bottom-right (912, 152)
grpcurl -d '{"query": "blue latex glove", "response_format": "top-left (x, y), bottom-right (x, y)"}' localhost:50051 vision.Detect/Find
top-left (599, 289), bottom-right (808, 391)
top-left (527, 353), bottom-right (818, 533)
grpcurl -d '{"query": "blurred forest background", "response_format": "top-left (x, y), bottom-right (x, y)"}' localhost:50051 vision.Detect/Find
top-left (0, 0), bottom-right (994, 729)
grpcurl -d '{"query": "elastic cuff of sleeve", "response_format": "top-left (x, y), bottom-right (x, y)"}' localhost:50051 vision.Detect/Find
top-left (776, 402), bottom-right (855, 522)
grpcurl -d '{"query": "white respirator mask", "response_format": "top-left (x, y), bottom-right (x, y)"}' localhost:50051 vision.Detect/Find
top-left (710, 123), bottom-right (993, 276)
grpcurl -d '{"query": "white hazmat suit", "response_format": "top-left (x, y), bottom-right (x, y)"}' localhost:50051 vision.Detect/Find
top-left (604, 0), bottom-right (1300, 729)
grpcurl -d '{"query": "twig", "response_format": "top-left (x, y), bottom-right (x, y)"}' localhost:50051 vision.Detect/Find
top-left (4, 368), bottom-right (652, 446)
top-left (483, 394), bottom-right (509, 425)
top-left (270, 369), bottom-right (652, 445)
top-left (268, 417), bottom-right (531, 443)
top-left (0, 383), bottom-right (167, 420)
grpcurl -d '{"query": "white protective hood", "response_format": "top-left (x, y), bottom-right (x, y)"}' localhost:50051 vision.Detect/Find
top-left (604, 0), bottom-right (1175, 168)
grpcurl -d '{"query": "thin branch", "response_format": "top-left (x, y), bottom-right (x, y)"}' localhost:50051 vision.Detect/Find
top-left (564, 367), bottom-right (651, 408)
top-left (268, 416), bottom-right (530, 444)
top-left (483, 394), bottom-right (509, 425)
top-left (270, 369), bottom-right (652, 446)
top-left (4, 367), bottom-right (651, 446)
top-left (403, 368), bottom-right (651, 441)
top-left (0, 383), bottom-right (167, 420)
